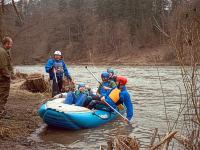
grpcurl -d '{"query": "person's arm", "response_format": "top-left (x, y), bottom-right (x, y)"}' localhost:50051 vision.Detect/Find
top-left (62, 61), bottom-right (72, 81)
top-left (45, 59), bottom-right (54, 73)
top-left (121, 92), bottom-right (133, 121)
top-left (104, 96), bottom-right (117, 109)
top-left (0, 51), bottom-right (10, 78)
top-left (74, 90), bottom-right (80, 97)
top-left (110, 81), bottom-right (116, 88)
top-left (103, 81), bottom-right (116, 90)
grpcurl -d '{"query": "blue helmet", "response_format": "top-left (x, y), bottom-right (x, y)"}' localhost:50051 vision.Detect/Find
top-left (107, 68), bottom-right (114, 75)
top-left (101, 72), bottom-right (109, 79)
top-left (78, 83), bottom-right (85, 89)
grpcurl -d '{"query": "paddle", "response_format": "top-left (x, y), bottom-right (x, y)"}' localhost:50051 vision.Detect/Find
top-left (85, 66), bottom-right (130, 124)
top-left (53, 68), bottom-right (58, 83)
top-left (102, 97), bottom-right (130, 123)
top-left (53, 67), bottom-right (60, 96)
top-left (85, 66), bottom-right (101, 84)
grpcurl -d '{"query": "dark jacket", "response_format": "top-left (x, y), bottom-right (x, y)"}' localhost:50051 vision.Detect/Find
top-left (0, 47), bottom-right (12, 80)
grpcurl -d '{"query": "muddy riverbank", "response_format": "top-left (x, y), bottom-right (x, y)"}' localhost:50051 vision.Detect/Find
top-left (0, 78), bottom-right (52, 149)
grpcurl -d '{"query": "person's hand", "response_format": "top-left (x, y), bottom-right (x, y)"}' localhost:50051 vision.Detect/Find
top-left (85, 84), bottom-right (91, 90)
top-left (103, 86), bottom-right (110, 90)
top-left (96, 93), bottom-right (101, 97)
top-left (41, 98), bottom-right (47, 104)
top-left (100, 96), bottom-right (105, 101)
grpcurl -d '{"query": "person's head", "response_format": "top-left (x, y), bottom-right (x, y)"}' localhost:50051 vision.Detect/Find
top-left (2, 36), bottom-right (13, 50)
top-left (54, 50), bottom-right (62, 60)
top-left (107, 68), bottom-right (114, 77)
top-left (101, 72), bottom-right (109, 82)
top-left (78, 83), bottom-right (86, 92)
top-left (116, 76), bottom-right (127, 88)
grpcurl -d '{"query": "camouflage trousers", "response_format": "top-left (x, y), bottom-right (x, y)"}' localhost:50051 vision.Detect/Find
top-left (0, 78), bottom-right (10, 118)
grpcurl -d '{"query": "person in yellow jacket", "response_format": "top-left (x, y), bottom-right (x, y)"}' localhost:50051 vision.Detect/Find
top-left (88, 76), bottom-right (133, 122)
top-left (0, 37), bottom-right (13, 118)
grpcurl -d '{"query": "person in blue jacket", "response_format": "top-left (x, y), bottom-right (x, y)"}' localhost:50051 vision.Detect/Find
top-left (107, 68), bottom-right (117, 82)
top-left (97, 72), bottom-right (116, 97)
top-left (45, 50), bottom-right (72, 97)
top-left (64, 83), bottom-right (92, 106)
top-left (88, 76), bottom-right (133, 122)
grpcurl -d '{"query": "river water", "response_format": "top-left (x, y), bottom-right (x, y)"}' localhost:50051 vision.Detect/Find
top-left (14, 65), bottom-right (185, 149)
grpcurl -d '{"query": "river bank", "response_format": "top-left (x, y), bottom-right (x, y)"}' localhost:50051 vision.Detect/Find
top-left (0, 78), bottom-right (53, 149)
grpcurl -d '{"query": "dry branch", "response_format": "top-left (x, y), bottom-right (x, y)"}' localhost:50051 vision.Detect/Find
top-left (192, 118), bottom-right (200, 126)
top-left (13, 72), bottom-right (28, 79)
top-left (150, 131), bottom-right (178, 150)
top-left (106, 135), bottom-right (140, 150)
top-left (153, 16), bottom-right (170, 38)
top-left (149, 128), bottom-right (158, 148)
top-left (174, 135), bottom-right (192, 150)
top-left (12, 0), bottom-right (22, 23)
top-left (62, 78), bottom-right (75, 92)
top-left (107, 139), bottom-right (113, 150)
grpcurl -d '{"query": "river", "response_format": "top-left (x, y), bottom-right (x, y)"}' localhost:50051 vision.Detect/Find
top-left (14, 65), bottom-right (185, 149)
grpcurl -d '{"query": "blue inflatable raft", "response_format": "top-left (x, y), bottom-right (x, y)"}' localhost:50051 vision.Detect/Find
top-left (38, 98), bottom-right (125, 129)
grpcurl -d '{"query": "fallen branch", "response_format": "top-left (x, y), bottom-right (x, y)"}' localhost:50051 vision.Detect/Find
top-left (150, 131), bottom-right (178, 150)
top-left (104, 135), bottom-right (140, 150)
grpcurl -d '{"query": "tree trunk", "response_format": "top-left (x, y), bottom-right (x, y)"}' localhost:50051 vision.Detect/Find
top-left (21, 73), bottom-right (49, 93)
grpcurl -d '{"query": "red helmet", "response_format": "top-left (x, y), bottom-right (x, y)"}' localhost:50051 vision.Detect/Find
top-left (116, 76), bottom-right (127, 85)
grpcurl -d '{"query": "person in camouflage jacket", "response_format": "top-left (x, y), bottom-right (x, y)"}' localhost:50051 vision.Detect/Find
top-left (0, 37), bottom-right (13, 118)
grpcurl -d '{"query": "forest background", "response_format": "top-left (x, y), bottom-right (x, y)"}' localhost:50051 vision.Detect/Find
top-left (0, 0), bottom-right (199, 65)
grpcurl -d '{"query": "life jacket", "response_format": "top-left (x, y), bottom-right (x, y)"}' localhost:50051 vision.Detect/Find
top-left (108, 88), bottom-right (124, 110)
top-left (54, 61), bottom-right (64, 76)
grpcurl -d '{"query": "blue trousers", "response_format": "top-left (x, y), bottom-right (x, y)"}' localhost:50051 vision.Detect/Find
top-left (64, 92), bottom-right (87, 106)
